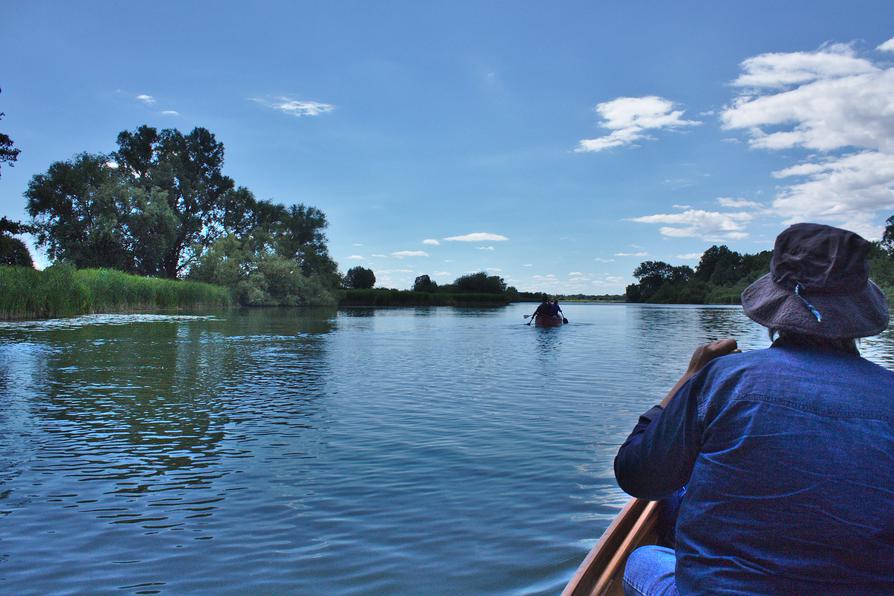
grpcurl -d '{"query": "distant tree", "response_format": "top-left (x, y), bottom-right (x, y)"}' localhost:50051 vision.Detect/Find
top-left (453, 271), bottom-right (506, 293)
top-left (883, 215), bottom-right (894, 255)
top-left (344, 266), bottom-right (376, 289)
top-left (0, 88), bottom-right (20, 178)
top-left (695, 245), bottom-right (743, 285)
top-left (413, 274), bottom-right (438, 292)
top-left (0, 217), bottom-right (34, 267)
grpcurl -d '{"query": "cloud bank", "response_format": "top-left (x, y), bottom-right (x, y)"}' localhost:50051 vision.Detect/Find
top-left (721, 40), bottom-right (894, 237)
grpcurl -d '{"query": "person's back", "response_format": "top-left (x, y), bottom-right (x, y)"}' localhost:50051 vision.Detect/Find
top-left (672, 343), bottom-right (894, 593)
top-left (614, 223), bottom-right (894, 595)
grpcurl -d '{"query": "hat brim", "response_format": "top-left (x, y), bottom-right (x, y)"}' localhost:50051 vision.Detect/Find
top-left (741, 273), bottom-right (890, 339)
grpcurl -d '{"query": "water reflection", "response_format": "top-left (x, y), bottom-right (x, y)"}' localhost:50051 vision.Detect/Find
top-left (0, 305), bottom-right (889, 594)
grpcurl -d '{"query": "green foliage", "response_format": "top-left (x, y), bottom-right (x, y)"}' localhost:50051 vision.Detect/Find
top-left (628, 261), bottom-right (694, 302)
top-left (0, 217), bottom-right (34, 267)
top-left (883, 216), bottom-right (894, 256)
top-left (0, 264), bottom-right (230, 320)
top-left (189, 234), bottom-right (338, 306)
top-left (413, 274), bottom-right (438, 292)
top-left (344, 266), bottom-right (376, 289)
top-left (25, 126), bottom-right (240, 277)
top-left (452, 271), bottom-right (507, 293)
top-left (626, 240), bottom-right (893, 306)
top-left (0, 236), bottom-right (32, 267)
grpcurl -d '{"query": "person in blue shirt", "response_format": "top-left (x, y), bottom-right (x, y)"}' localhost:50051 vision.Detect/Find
top-left (614, 223), bottom-right (894, 595)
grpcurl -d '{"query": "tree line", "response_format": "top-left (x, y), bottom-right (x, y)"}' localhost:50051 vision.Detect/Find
top-left (343, 266), bottom-right (517, 296)
top-left (2, 124), bottom-right (342, 306)
top-left (626, 224), bottom-right (894, 304)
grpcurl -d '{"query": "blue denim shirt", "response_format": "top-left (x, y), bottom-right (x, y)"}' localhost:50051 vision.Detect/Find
top-left (614, 343), bottom-right (894, 594)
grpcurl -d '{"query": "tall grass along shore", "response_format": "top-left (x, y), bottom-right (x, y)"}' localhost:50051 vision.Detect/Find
top-left (0, 265), bottom-right (231, 320)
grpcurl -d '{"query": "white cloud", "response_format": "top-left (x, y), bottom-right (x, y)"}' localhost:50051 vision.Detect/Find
top-left (486, 268), bottom-right (502, 273)
top-left (475, 246), bottom-right (494, 251)
top-left (770, 151), bottom-right (894, 238)
top-left (105, 161), bottom-right (119, 169)
top-left (593, 257), bottom-right (615, 263)
top-left (576, 96), bottom-right (700, 153)
top-left (522, 263), bottom-right (533, 267)
top-left (253, 96), bottom-right (335, 117)
top-left (371, 253), bottom-right (387, 258)
top-left (434, 271), bottom-right (451, 277)
top-left (422, 239), bottom-right (440, 245)
top-left (353, 243), bottom-right (364, 247)
top-left (568, 271), bottom-right (585, 277)
top-left (672, 204), bottom-right (692, 210)
top-left (716, 197), bottom-right (762, 209)
top-left (391, 250), bottom-right (429, 258)
top-left (631, 209), bottom-right (753, 240)
top-left (675, 253), bottom-right (703, 260)
top-left (161, 110), bottom-right (179, 116)
top-left (721, 40), bottom-right (894, 236)
top-left (444, 232), bottom-right (509, 242)
top-left (615, 251), bottom-right (649, 257)
top-left (731, 43), bottom-right (876, 89)
top-left (346, 255), bottom-right (364, 260)
top-left (136, 94), bottom-right (156, 104)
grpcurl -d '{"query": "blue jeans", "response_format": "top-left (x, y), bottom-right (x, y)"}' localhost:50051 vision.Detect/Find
top-left (623, 545), bottom-right (677, 596)
top-left (623, 488), bottom-right (684, 596)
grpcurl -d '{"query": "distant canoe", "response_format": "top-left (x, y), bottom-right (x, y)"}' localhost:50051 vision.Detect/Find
top-left (563, 498), bottom-right (659, 596)
top-left (534, 314), bottom-right (564, 327)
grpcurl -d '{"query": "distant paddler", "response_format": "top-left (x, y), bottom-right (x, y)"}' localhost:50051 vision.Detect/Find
top-left (525, 297), bottom-right (563, 327)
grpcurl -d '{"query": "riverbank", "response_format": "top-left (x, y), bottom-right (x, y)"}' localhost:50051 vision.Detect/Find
top-left (0, 265), bottom-right (232, 320)
top-left (339, 288), bottom-right (509, 307)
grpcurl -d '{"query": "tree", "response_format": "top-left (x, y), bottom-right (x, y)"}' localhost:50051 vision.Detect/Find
top-left (453, 271), bottom-right (506, 293)
top-left (344, 266), bottom-right (375, 289)
top-left (0, 217), bottom-right (34, 267)
top-left (883, 215), bottom-right (894, 256)
top-left (113, 125), bottom-right (236, 277)
top-left (695, 245), bottom-right (743, 285)
top-left (26, 153), bottom-right (135, 270)
top-left (413, 274), bottom-right (438, 292)
top-left (0, 88), bottom-right (20, 178)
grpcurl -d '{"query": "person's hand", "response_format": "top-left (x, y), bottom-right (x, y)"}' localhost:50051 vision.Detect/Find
top-left (685, 339), bottom-right (738, 376)
top-left (659, 339), bottom-right (738, 407)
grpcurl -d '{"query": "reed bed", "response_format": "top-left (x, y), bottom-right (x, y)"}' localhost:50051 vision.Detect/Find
top-left (0, 265), bottom-right (232, 320)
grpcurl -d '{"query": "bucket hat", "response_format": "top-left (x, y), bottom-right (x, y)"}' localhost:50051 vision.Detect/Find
top-left (741, 223), bottom-right (889, 338)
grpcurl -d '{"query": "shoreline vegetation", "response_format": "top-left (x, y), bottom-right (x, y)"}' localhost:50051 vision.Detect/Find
top-left (1, 265), bottom-right (230, 320)
top-left (625, 242), bottom-right (894, 306)
top-left (2, 124), bottom-right (892, 320)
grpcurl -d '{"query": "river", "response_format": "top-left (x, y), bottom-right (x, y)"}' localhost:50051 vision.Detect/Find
top-left (1, 304), bottom-right (892, 594)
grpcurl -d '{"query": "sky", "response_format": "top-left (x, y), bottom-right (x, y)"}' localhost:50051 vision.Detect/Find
top-left (3, 1), bottom-right (894, 293)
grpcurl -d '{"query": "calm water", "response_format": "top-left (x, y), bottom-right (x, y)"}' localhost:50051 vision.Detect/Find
top-left (1, 304), bottom-right (892, 594)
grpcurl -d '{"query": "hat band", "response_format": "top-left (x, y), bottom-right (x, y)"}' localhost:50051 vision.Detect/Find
top-left (794, 283), bottom-right (823, 323)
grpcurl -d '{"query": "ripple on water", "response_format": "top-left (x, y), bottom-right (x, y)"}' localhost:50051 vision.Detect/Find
top-left (0, 305), bottom-right (890, 594)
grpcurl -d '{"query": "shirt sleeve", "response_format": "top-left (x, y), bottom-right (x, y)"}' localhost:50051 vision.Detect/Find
top-left (613, 373), bottom-right (704, 500)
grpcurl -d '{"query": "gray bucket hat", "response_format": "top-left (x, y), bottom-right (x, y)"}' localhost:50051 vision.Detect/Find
top-left (741, 223), bottom-right (889, 338)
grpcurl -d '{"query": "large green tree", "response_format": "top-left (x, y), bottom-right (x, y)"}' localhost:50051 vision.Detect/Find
top-left (113, 126), bottom-right (236, 277)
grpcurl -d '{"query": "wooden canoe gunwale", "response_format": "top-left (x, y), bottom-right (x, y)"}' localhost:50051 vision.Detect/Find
top-left (563, 498), bottom-right (660, 596)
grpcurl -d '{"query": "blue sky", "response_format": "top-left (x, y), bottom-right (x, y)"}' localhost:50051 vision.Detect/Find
top-left (3, 1), bottom-right (894, 292)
